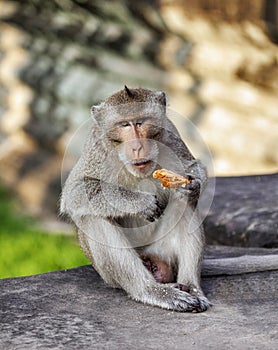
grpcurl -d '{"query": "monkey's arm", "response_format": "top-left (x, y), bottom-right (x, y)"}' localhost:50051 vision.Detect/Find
top-left (83, 176), bottom-right (164, 221)
top-left (61, 165), bottom-right (163, 222)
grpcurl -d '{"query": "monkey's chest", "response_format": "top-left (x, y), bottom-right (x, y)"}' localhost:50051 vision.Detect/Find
top-left (115, 216), bottom-right (158, 248)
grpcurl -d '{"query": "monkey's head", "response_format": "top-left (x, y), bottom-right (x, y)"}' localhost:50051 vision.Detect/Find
top-left (92, 86), bottom-right (167, 178)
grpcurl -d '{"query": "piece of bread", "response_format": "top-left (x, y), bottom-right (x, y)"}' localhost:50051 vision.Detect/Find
top-left (152, 169), bottom-right (191, 189)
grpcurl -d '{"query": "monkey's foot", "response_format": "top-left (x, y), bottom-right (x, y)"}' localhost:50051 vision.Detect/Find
top-left (173, 283), bottom-right (212, 312)
top-left (137, 284), bottom-right (210, 313)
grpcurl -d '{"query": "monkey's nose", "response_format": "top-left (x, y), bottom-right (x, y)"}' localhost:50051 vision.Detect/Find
top-left (131, 140), bottom-right (143, 157)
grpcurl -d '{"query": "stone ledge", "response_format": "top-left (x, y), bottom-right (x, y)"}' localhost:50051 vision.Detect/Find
top-left (204, 173), bottom-right (278, 247)
top-left (1, 246), bottom-right (278, 349)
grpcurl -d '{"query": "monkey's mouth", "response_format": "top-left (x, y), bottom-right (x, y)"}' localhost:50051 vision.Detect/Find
top-left (131, 159), bottom-right (152, 169)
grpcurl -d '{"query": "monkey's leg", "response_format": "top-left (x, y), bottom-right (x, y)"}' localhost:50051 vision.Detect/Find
top-left (77, 216), bottom-right (203, 312)
top-left (144, 201), bottom-right (211, 312)
top-left (174, 207), bottom-right (211, 312)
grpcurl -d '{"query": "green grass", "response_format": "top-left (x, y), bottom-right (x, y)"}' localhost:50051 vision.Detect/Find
top-left (0, 186), bottom-right (89, 279)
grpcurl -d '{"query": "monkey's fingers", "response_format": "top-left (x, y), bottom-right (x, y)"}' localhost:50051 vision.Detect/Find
top-left (187, 178), bottom-right (201, 204)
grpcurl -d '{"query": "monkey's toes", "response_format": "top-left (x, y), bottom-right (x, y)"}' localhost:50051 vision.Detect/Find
top-left (172, 292), bottom-right (203, 312)
top-left (164, 287), bottom-right (203, 312)
top-left (188, 295), bottom-right (212, 313)
top-left (194, 296), bottom-right (212, 313)
top-left (171, 284), bottom-right (211, 312)
top-left (173, 283), bottom-right (190, 293)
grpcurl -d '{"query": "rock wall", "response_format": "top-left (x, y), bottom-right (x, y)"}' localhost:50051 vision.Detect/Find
top-left (0, 0), bottom-right (167, 215)
top-left (0, 0), bottom-right (277, 216)
top-left (158, 0), bottom-right (278, 174)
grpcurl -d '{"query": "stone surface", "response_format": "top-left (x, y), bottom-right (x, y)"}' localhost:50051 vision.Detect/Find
top-left (1, 246), bottom-right (278, 349)
top-left (204, 173), bottom-right (278, 247)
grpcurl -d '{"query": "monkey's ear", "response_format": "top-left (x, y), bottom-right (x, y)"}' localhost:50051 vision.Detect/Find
top-left (124, 85), bottom-right (134, 98)
top-left (90, 105), bottom-right (102, 126)
top-left (156, 91), bottom-right (166, 107)
top-left (91, 105), bottom-right (101, 115)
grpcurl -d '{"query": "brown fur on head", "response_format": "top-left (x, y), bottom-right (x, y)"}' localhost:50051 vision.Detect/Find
top-left (104, 86), bottom-right (166, 107)
top-left (91, 86), bottom-right (167, 131)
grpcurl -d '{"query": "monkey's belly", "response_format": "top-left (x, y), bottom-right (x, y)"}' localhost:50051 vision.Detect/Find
top-left (115, 216), bottom-right (156, 247)
top-left (115, 216), bottom-right (150, 228)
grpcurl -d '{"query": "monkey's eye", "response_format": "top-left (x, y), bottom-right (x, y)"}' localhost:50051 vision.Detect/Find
top-left (120, 121), bottom-right (130, 127)
top-left (135, 119), bottom-right (144, 126)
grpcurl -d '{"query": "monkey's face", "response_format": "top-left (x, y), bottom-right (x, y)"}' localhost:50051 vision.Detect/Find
top-left (108, 115), bottom-right (161, 177)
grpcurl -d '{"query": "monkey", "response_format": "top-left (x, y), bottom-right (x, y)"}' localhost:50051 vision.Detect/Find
top-left (60, 86), bottom-right (211, 312)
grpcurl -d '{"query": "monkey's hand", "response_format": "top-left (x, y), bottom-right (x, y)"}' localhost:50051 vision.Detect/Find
top-left (176, 175), bottom-right (201, 206)
top-left (139, 194), bottom-right (165, 222)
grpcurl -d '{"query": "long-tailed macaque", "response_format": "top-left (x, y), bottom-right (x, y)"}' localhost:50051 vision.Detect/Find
top-left (60, 86), bottom-right (211, 312)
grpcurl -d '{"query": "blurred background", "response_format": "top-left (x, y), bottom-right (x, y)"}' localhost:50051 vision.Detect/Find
top-left (0, 0), bottom-right (277, 278)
